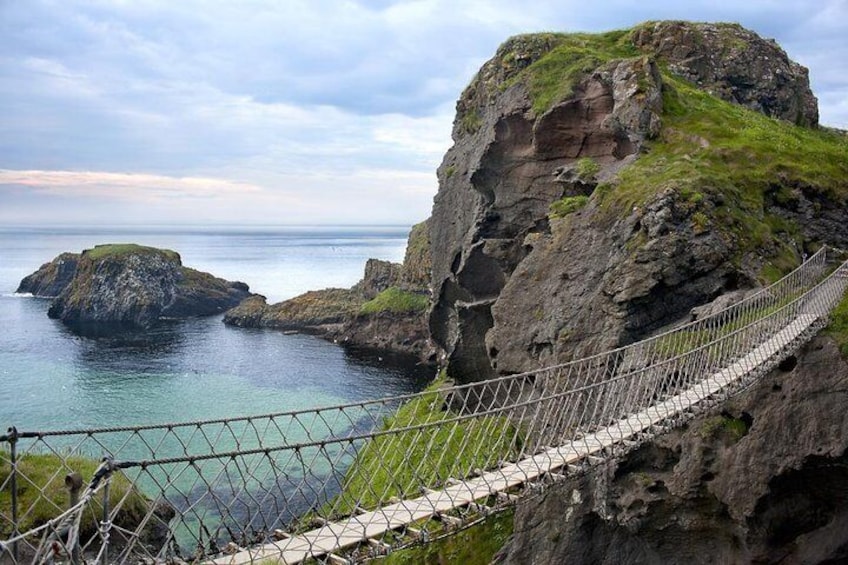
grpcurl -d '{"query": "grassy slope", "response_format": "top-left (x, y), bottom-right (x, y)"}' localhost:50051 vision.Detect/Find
top-left (601, 75), bottom-right (848, 265)
top-left (381, 509), bottom-right (514, 565)
top-left (0, 451), bottom-right (148, 537)
top-left (504, 30), bottom-right (637, 115)
top-left (360, 287), bottom-right (429, 315)
top-left (85, 243), bottom-right (180, 263)
top-left (330, 376), bottom-right (520, 517)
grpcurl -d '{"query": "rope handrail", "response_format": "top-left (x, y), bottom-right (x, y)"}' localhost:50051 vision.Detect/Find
top-left (2, 246), bottom-right (846, 564)
top-left (0, 248), bottom-right (832, 443)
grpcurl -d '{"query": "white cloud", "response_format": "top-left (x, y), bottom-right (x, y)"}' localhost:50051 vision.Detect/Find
top-left (0, 170), bottom-right (263, 201)
top-left (0, 0), bottom-right (846, 225)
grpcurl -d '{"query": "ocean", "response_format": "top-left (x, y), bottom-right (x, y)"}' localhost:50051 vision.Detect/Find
top-left (0, 225), bottom-right (434, 433)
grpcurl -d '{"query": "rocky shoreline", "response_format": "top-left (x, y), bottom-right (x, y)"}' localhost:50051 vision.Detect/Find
top-left (18, 224), bottom-right (436, 362)
top-left (223, 220), bottom-right (436, 363)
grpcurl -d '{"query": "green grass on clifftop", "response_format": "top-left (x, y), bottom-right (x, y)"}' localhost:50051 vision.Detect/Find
top-left (505, 29), bottom-right (637, 114)
top-left (598, 74), bottom-right (848, 269)
top-left (360, 287), bottom-right (429, 315)
top-left (85, 243), bottom-right (180, 263)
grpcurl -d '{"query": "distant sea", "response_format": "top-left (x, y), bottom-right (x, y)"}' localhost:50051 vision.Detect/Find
top-left (0, 225), bottom-right (434, 434)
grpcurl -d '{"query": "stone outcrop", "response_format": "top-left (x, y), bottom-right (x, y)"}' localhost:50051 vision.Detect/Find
top-left (223, 289), bottom-right (362, 331)
top-left (23, 244), bottom-right (255, 327)
top-left (631, 21), bottom-right (819, 126)
top-left (325, 310), bottom-right (434, 362)
top-left (494, 335), bottom-right (848, 564)
top-left (428, 21), bottom-right (837, 383)
top-left (352, 259), bottom-right (403, 299)
top-left (366, 20), bottom-right (848, 565)
top-left (17, 252), bottom-right (80, 297)
top-left (400, 219), bottom-right (432, 291)
top-left (224, 223), bottom-right (435, 361)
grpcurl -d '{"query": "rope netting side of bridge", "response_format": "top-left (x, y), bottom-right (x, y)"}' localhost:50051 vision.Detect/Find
top-left (2, 248), bottom-right (847, 564)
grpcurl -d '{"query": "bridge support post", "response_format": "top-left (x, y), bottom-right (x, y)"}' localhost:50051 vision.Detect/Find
top-left (65, 472), bottom-right (83, 564)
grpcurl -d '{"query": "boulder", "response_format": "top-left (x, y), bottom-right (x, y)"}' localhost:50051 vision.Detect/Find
top-left (631, 21), bottom-right (819, 126)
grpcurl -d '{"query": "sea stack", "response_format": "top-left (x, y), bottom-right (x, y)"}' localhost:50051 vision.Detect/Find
top-left (19, 243), bottom-right (256, 327)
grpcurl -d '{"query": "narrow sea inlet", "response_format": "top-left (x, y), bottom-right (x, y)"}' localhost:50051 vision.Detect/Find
top-left (0, 225), bottom-right (433, 434)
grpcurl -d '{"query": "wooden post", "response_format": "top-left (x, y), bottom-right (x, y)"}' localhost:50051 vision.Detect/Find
top-left (65, 472), bottom-right (83, 565)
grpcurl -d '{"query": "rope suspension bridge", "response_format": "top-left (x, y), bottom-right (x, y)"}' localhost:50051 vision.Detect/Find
top-left (3, 247), bottom-right (848, 564)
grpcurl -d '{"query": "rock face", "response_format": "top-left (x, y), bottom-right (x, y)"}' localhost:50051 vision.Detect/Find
top-left (631, 21), bottom-right (818, 126)
top-left (494, 336), bottom-right (848, 564)
top-left (352, 259), bottom-right (403, 299)
top-left (428, 22), bottom-right (839, 383)
top-left (25, 244), bottom-right (255, 327)
top-left (16, 252), bottom-right (80, 297)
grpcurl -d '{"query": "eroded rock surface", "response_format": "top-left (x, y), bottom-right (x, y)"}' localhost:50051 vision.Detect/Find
top-left (494, 336), bottom-right (848, 564)
top-left (16, 252), bottom-right (80, 297)
top-left (632, 21), bottom-right (818, 126)
top-left (26, 244), bottom-right (255, 327)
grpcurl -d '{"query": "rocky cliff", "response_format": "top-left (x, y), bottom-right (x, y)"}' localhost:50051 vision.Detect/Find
top-left (494, 334), bottom-right (848, 564)
top-left (21, 244), bottom-right (255, 327)
top-left (428, 21), bottom-right (846, 383)
top-left (224, 221), bottom-right (435, 361)
top-left (405, 19), bottom-right (848, 565)
top-left (16, 252), bottom-right (80, 297)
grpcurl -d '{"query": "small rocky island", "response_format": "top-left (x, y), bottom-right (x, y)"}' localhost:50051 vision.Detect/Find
top-left (18, 243), bottom-right (256, 328)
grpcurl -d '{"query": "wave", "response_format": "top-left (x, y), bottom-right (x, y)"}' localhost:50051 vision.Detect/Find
top-left (5, 292), bottom-right (34, 298)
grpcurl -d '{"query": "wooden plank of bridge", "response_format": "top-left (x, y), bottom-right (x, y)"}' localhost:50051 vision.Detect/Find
top-left (213, 314), bottom-right (819, 565)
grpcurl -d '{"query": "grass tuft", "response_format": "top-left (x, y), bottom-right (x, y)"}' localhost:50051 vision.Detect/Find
top-left (0, 451), bottom-right (149, 537)
top-left (550, 195), bottom-right (589, 218)
top-left (360, 287), bottom-right (429, 315)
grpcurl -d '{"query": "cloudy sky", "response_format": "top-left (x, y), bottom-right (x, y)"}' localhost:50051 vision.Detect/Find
top-left (1, 1), bottom-right (845, 227)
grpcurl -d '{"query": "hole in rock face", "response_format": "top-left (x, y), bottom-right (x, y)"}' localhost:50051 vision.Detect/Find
top-left (646, 480), bottom-right (666, 494)
top-left (450, 251), bottom-right (462, 274)
top-left (701, 471), bottom-right (716, 482)
top-left (740, 411), bottom-right (754, 429)
top-left (723, 273), bottom-right (741, 291)
top-left (778, 355), bottom-right (797, 372)
top-left (772, 383), bottom-right (782, 392)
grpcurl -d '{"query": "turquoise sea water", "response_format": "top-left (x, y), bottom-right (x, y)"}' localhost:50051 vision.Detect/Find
top-left (0, 226), bottom-right (434, 433)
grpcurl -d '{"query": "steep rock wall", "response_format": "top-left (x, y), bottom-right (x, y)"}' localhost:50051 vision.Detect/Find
top-left (430, 53), bottom-right (663, 380)
top-left (429, 22), bottom-right (832, 382)
top-left (494, 336), bottom-right (848, 564)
